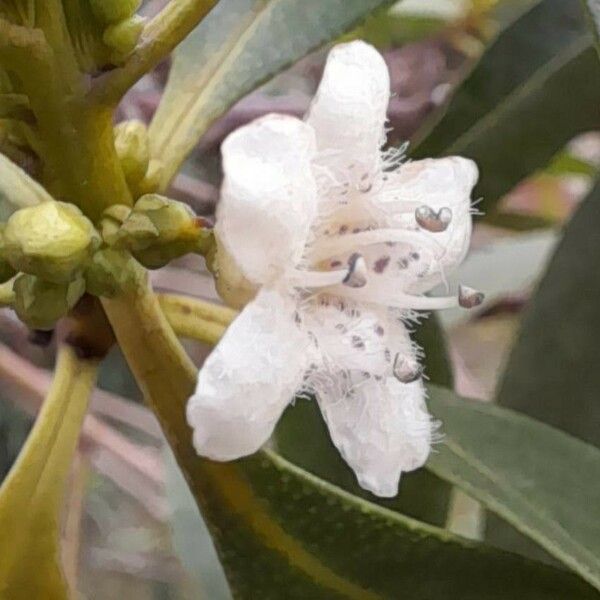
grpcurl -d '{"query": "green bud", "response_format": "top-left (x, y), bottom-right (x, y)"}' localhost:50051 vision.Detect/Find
top-left (13, 274), bottom-right (86, 330)
top-left (114, 120), bottom-right (150, 185)
top-left (104, 15), bottom-right (145, 59)
top-left (99, 204), bottom-right (132, 246)
top-left (90, 0), bottom-right (141, 24)
top-left (118, 194), bottom-right (212, 269)
top-left (85, 247), bottom-right (145, 297)
top-left (4, 202), bottom-right (101, 283)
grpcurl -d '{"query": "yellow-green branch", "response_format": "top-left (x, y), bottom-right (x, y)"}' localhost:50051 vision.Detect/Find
top-left (0, 345), bottom-right (99, 600)
top-left (90, 0), bottom-right (219, 105)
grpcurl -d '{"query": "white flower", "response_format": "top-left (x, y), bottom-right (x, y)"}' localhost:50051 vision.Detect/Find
top-left (187, 41), bottom-right (481, 498)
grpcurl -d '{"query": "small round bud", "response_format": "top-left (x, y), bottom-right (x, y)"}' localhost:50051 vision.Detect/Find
top-left (104, 15), bottom-right (145, 59)
top-left (100, 204), bottom-right (132, 246)
top-left (118, 194), bottom-right (212, 269)
top-left (4, 202), bottom-right (101, 283)
top-left (85, 248), bottom-right (145, 298)
top-left (13, 274), bottom-right (86, 330)
top-left (90, 0), bottom-right (141, 24)
top-left (114, 120), bottom-right (150, 186)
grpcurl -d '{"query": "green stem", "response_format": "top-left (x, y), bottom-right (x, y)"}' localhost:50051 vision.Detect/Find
top-left (90, 0), bottom-right (219, 106)
top-left (101, 276), bottom-right (199, 466)
top-left (0, 345), bottom-right (98, 600)
top-left (0, 15), bottom-right (132, 222)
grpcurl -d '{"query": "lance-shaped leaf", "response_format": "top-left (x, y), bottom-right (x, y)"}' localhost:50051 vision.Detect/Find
top-left (412, 0), bottom-right (600, 213)
top-left (183, 447), bottom-right (597, 599)
top-left (426, 384), bottom-right (600, 592)
top-left (148, 0), bottom-right (394, 189)
top-left (487, 180), bottom-right (600, 560)
top-left (0, 346), bottom-right (97, 599)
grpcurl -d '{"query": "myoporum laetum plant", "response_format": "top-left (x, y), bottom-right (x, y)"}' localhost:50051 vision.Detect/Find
top-left (0, 1), bottom-right (599, 599)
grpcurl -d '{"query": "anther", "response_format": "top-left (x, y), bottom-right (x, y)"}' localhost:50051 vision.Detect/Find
top-left (393, 354), bottom-right (423, 383)
top-left (415, 205), bottom-right (452, 233)
top-left (458, 285), bottom-right (485, 308)
top-left (343, 253), bottom-right (367, 288)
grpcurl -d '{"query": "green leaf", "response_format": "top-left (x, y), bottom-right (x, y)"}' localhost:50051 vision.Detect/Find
top-left (148, 0), bottom-right (394, 189)
top-left (426, 384), bottom-right (600, 591)
top-left (186, 448), bottom-right (597, 599)
top-left (412, 0), bottom-right (600, 213)
top-left (0, 346), bottom-right (97, 599)
top-left (487, 181), bottom-right (600, 560)
top-left (496, 180), bottom-right (600, 448)
top-left (582, 0), bottom-right (600, 57)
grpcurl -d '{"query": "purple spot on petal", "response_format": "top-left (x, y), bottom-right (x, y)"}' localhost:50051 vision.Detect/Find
top-left (373, 256), bottom-right (390, 274)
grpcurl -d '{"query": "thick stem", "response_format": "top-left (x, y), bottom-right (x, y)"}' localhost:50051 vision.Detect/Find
top-left (0, 16), bottom-right (132, 222)
top-left (90, 0), bottom-right (219, 105)
top-left (28, 95), bottom-right (133, 221)
top-left (101, 276), bottom-right (199, 467)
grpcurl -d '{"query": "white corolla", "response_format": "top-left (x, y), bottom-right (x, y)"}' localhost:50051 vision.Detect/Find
top-left (186, 41), bottom-right (481, 497)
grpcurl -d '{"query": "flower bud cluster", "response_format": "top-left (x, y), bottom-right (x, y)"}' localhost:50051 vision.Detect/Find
top-left (0, 192), bottom-right (212, 330)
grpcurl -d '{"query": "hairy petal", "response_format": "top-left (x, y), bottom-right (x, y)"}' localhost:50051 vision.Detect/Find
top-left (374, 156), bottom-right (479, 293)
top-left (303, 302), bottom-right (430, 497)
top-left (316, 374), bottom-right (432, 498)
top-left (217, 114), bottom-right (318, 285)
top-left (302, 300), bottom-right (414, 378)
top-left (306, 41), bottom-right (390, 180)
top-left (187, 288), bottom-right (310, 460)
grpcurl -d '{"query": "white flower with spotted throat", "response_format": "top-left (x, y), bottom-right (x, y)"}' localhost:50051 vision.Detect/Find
top-left (187, 41), bottom-right (482, 498)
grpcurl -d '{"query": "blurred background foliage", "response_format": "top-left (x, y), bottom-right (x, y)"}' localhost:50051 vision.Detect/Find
top-left (0, 0), bottom-right (599, 597)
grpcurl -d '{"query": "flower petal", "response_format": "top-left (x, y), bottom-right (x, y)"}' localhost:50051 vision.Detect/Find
top-left (302, 300), bottom-right (414, 379)
top-left (217, 114), bottom-right (317, 285)
top-left (306, 41), bottom-right (390, 179)
top-left (187, 288), bottom-right (311, 460)
top-left (302, 302), bottom-right (430, 497)
top-left (378, 156), bottom-right (478, 293)
top-left (316, 375), bottom-right (432, 497)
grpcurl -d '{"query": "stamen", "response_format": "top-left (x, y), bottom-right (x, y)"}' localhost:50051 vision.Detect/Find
top-left (289, 254), bottom-right (367, 290)
top-left (393, 354), bottom-right (423, 383)
top-left (458, 285), bottom-right (485, 308)
top-left (415, 206), bottom-right (452, 233)
top-left (343, 253), bottom-right (367, 288)
top-left (333, 284), bottom-right (460, 310)
top-left (333, 282), bottom-right (484, 311)
top-left (310, 228), bottom-right (444, 261)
